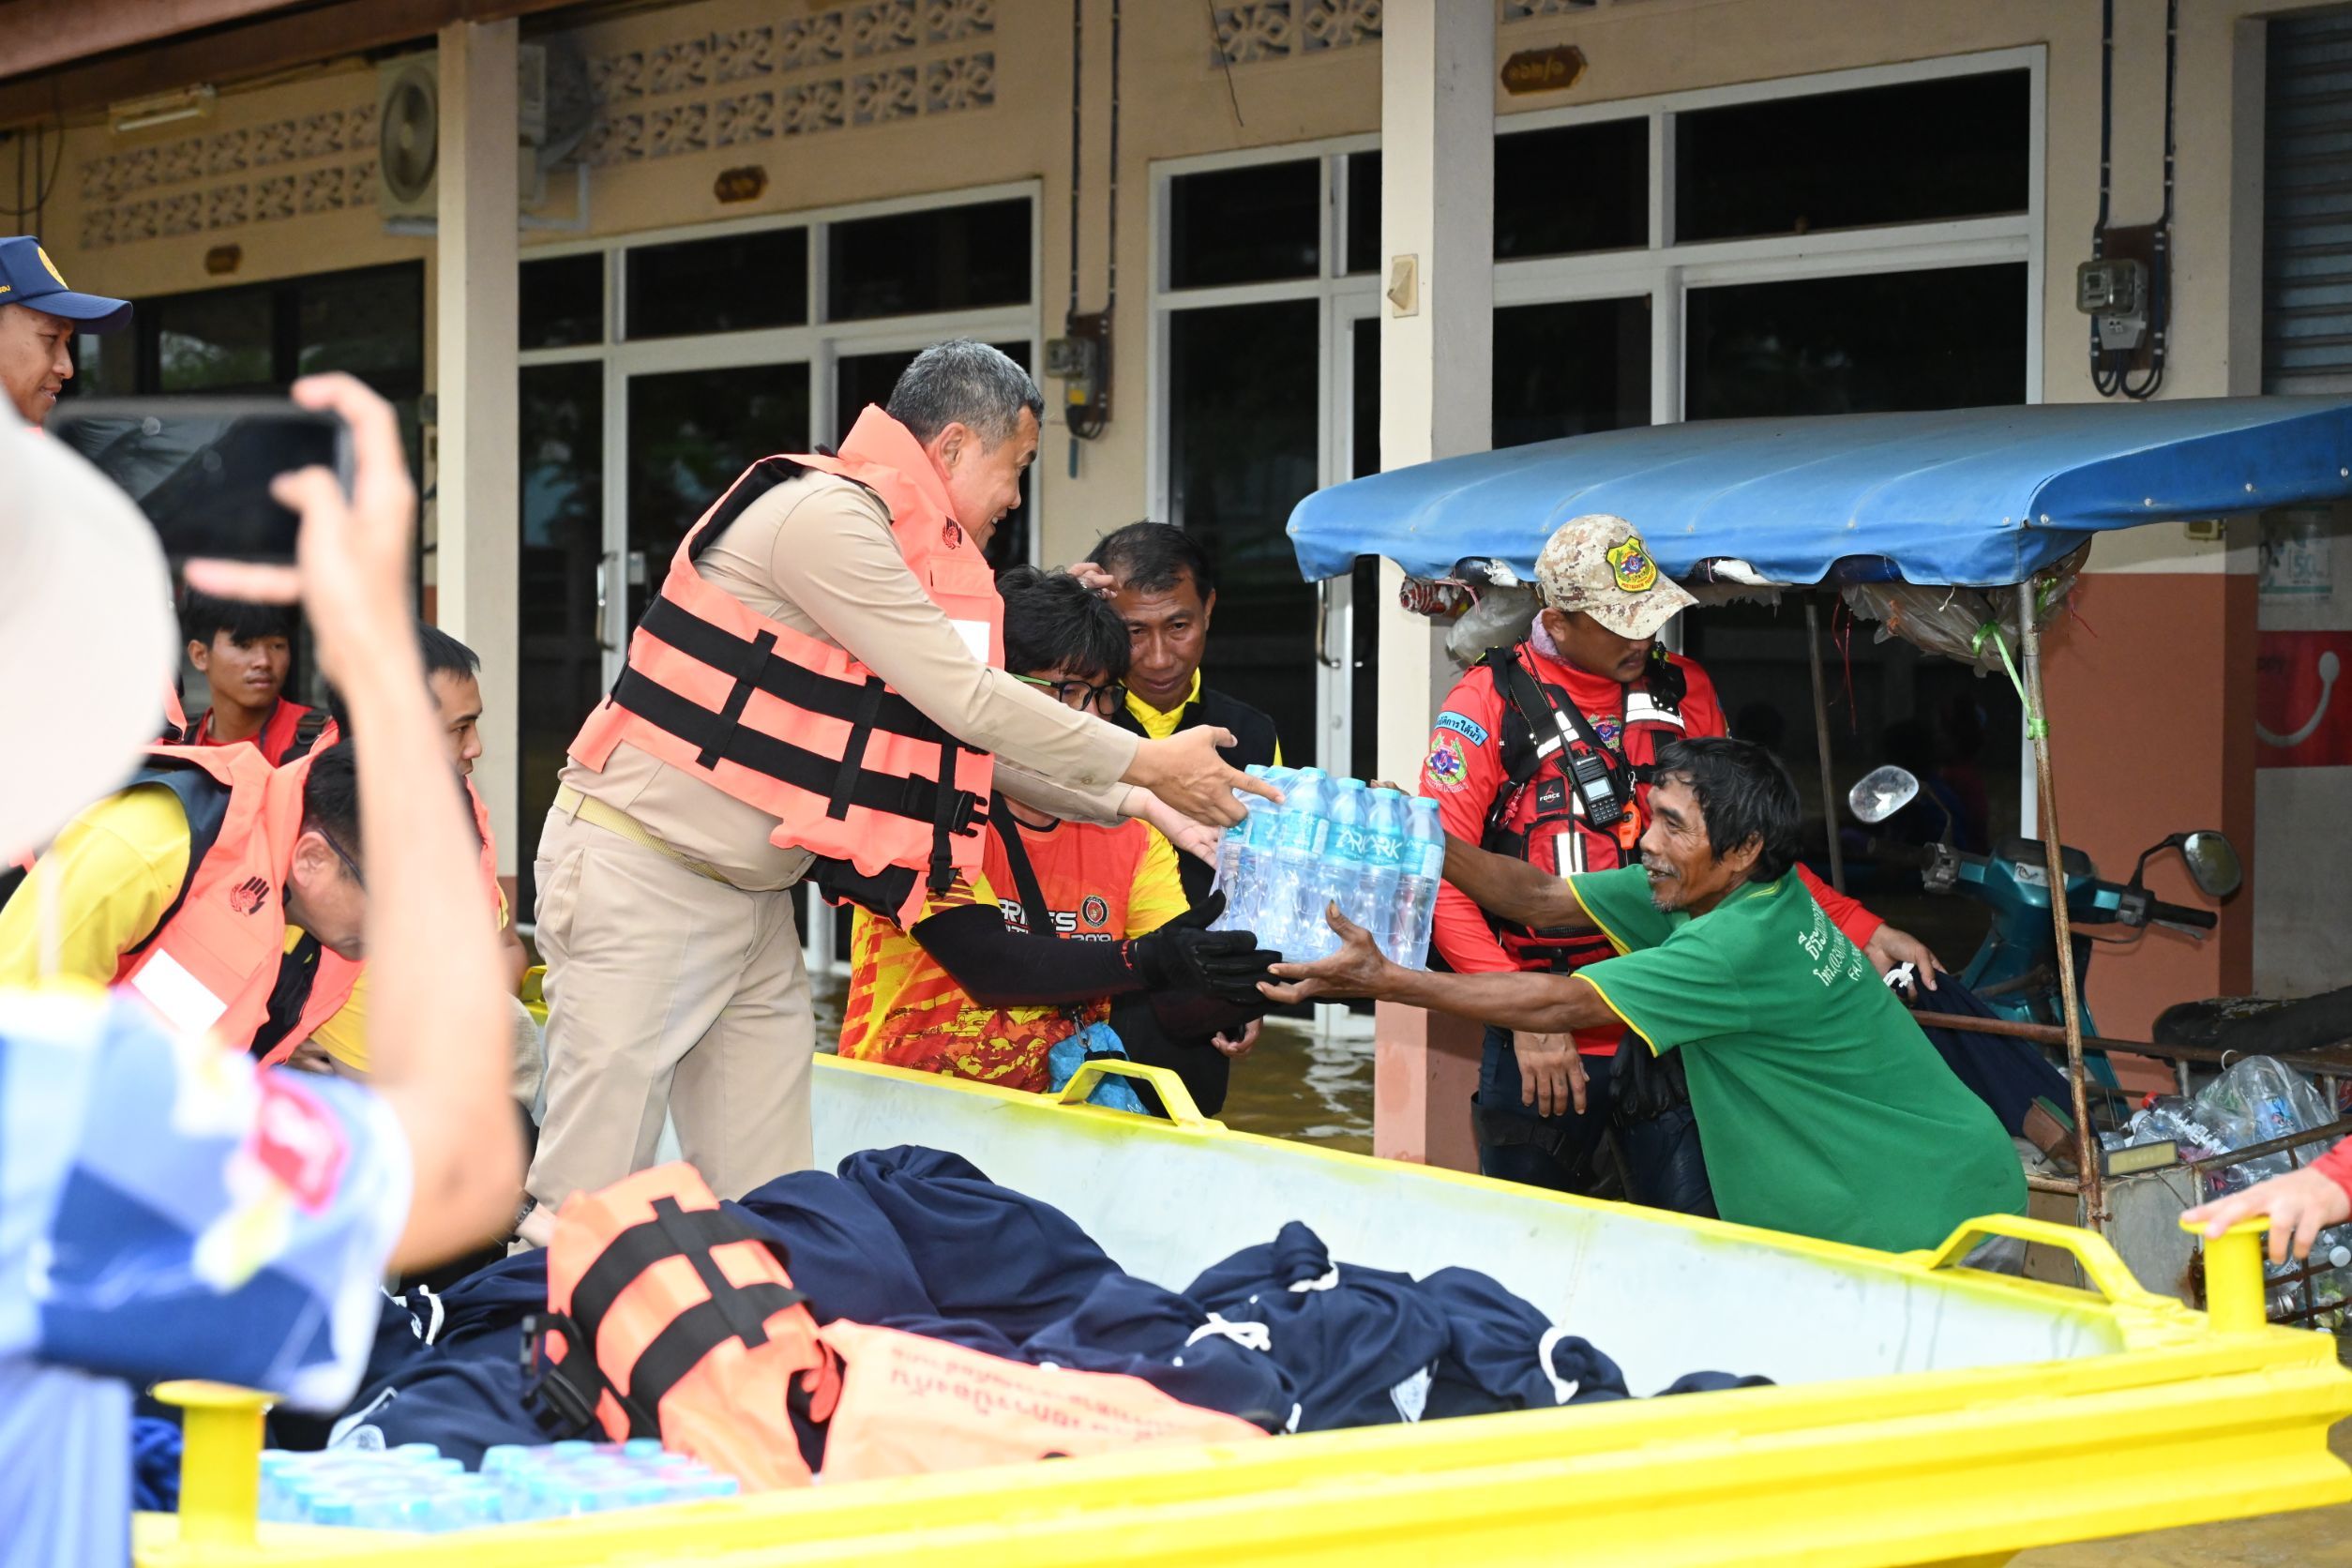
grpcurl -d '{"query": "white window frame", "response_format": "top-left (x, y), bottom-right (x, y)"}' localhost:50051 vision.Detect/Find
top-left (519, 175), bottom-right (1046, 658)
top-left (517, 179), bottom-right (1044, 973)
top-left (1147, 45), bottom-right (2046, 834)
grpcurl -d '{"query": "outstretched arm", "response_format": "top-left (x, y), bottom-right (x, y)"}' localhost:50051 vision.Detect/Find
top-left (1259, 903), bottom-right (1616, 1035)
top-left (1440, 835), bottom-right (1600, 934)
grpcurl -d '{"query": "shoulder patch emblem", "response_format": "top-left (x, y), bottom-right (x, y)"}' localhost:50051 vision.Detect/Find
top-left (1606, 535), bottom-right (1660, 595)
top-left (1425, 731), bottom-right (1470, 791)
top-left (1433, 710), bottom-right (1490, 747)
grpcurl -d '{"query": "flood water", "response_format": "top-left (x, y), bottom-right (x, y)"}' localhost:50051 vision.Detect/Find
top-left (809, 975), bottom-right (1376, 1153)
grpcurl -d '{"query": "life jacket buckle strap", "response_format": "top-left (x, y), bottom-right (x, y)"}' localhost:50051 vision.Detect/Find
top-left (827, 677), bottom-right (888, 822)
top-left (698, 629), bottom-right (781, 771)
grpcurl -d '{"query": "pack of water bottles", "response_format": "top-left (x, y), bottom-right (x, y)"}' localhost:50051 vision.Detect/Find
top-left (258, 1439), bottom-right (739, 1532)
top-left (1209, 765), bottom-right (1444, 967)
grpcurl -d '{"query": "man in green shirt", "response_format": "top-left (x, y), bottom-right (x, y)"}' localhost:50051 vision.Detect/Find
top-left (1263, 736), bottom-right (2024, 1253)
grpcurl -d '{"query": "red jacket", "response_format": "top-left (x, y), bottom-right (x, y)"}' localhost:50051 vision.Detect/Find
top-left (1420, 641), bottom-right (1883, 1056)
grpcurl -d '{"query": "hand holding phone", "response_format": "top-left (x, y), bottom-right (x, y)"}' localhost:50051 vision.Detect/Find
top-left (47, 397), bottom-right (354, 564)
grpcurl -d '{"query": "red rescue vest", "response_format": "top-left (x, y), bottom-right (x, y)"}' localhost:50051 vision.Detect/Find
top-left (535, 1164), bottom-right (1267, 1490)
top-left (113, 746), bottom-right (361, 1063)
top-left (1479, 642), bottom-right (1692, 972)
top-left (568, 408), bottom-right (1001, 927)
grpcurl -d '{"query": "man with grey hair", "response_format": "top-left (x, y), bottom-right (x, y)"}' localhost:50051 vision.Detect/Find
top-left (524, 339), bottom-right (1273, 1232)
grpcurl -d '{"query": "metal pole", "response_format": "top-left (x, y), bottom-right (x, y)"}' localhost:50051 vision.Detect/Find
top-left (1804, 596), bottom-right (1845, 893)
top-left (2018, 587), bottom-right (2104, 1228)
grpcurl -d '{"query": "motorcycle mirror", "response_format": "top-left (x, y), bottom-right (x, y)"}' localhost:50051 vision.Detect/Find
top-left (2181, 831), bottom-right (2243, 899)
top-left (1847, 765), bottom-right (1920, 825)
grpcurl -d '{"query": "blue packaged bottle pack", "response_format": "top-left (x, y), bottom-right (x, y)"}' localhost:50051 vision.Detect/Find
top-left (257, 1439), bottom-right (740, 1533)
top-left (1212, 772), bottom-right (1441, 968)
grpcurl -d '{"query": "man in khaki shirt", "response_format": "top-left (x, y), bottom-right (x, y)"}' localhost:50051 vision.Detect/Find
top-left (525, 341), bottom-right (1265, 1225)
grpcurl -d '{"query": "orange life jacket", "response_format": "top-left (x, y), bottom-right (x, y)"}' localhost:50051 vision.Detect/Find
top-left (567, 407), bottom-right (1001, 927)
top-left (537, 1163), bottom-right (839, 1491)
top-left (113, 746), bottom-right (361, 1063)
top-left (535, 1164), bottom-right (1266, 1490)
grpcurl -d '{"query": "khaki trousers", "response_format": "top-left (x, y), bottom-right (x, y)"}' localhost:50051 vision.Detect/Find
top-left (525, 806), bottom-right (812, 1210)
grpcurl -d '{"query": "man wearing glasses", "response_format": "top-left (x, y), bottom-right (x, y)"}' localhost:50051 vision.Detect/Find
top-left (0, 740), bottom-right (377, 1065)
top-left (836, 568), bottom-right (1274, 1093)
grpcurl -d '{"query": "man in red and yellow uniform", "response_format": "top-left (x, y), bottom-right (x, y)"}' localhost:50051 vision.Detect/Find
top-left (1424, 514), bottom-right (1939, 1210)
top-left (840, 568), bottom-right (1271, 1092)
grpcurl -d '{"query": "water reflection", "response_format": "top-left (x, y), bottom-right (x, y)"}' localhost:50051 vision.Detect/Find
top-left (809, 974), bottom-right (1375, 1154)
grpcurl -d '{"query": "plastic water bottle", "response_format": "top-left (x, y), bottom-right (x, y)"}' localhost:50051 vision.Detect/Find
top-left (1392, 796), bottom-right (1445, 970)
top-left (1356, 789), bottom-right (1410, 958)
top-left (1321, 779), bottom-right (1375, 961)
top-left (255, 1439), bottom-right (740, 1531)
top-left (1213, 763), bottom-right (1291, 940)
top-left (1264, 768), bottom-right (1332, 957)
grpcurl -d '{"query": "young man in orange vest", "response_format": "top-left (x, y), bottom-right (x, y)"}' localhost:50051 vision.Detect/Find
top-left (528, 340), bottom-right (1271, 1225)
top-left (837, 568), bottom-right (1273, 1093)
top-left (172, 587), bottom-right (330, 764)
top-left (0, 741), bottom-right (369, 1063)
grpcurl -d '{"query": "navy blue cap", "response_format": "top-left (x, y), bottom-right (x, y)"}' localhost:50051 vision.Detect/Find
top-left (0, 236), bottom-right (130, 333)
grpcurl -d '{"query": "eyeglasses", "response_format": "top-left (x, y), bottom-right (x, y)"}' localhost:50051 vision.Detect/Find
top-left (1016, 673), bottom-right (1128, 716)
top-left (318, 827), bottom-right (366, 892)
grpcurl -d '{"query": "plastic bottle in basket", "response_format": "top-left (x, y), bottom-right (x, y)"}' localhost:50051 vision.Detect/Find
top-left (1357, 789), bottom-right (1410, 958)
top-left (1265, 768), bottom-right (1332, 957)
top-left (1394, 796), bottom-right (1445, 970)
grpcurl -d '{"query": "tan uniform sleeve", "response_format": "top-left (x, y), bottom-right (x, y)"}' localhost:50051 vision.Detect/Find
top-left (994, 764), bottom-right (1130, 827)
top-left (761, 488), bottom-right (1139, 791)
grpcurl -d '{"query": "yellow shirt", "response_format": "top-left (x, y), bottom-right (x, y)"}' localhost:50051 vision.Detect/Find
top-left (0, 782), bottom-right (369, 1053)
top-left (0, 785), bottom-right (189, 988)
top-left (1123, 670), bottom-right (1282, 763)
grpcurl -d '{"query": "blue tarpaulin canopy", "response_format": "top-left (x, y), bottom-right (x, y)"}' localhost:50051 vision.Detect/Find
top-left (1286, 398), bottom-right (2352, 588)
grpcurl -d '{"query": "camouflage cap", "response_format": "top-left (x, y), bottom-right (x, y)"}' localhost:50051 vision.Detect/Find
top-left (1533, 514), bottom-right (1696, 641)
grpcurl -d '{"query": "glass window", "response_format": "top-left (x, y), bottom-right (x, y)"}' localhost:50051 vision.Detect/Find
top-left (154, 287), bottom-right (274, 392)
top-left (520, 253), bottom-right (606, 349)
top-left (1683, 263), bottom-right (2028, 420)
top-left (1496, 118), bottom-right (1649, 259)
top-left (1675, 70), bottom-right (2030, 243)
top-left (516, 359), bottom-right (605, 919)
top-left (825, 199), bottom-right (1032, 321)
top-left (1344, 151), bottom-right (1381, 277)
top-left (837, 343), bottom-right (1034, 568)
top-left (1493, 296), bottom-right (1651, 448)
top-left (625, 228), bottom-right (808, 339)
top-left (1167, 301), bottom-right (1320, 762)
top-left (69, 326), bottom-right (136, 399)
top-left (1168, 160), bottom-right (1320, 290)
top-left (625, 363), bottom-right (811, 625)
top-left (296, 268), bottom-right (425, 384)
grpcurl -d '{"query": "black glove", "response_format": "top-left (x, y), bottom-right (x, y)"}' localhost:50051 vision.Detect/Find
top-left (1127, 893), bottom-right (1282, 1003)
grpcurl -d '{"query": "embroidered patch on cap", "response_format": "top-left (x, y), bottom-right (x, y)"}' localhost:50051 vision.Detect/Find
top-left (1606, 535), bottom-right (1659, 594)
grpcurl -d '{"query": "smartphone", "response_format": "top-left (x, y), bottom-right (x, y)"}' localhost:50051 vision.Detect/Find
top-left (47, 397), bottom-right (352, 563)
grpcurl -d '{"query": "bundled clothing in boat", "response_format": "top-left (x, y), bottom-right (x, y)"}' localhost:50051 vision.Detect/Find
top-left (324, 1146), bottom-right (1768, 1470)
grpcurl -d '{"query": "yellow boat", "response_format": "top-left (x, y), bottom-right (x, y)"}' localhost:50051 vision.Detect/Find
top-left (137, 1055), bottom-right (2352, 1568)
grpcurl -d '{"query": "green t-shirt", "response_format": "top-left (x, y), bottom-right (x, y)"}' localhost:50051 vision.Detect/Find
top-left (1570, 866), bottom-right (2025, 1253)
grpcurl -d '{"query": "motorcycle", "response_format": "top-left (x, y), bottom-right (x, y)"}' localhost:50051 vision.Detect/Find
top-left (1845, 764), bottom-right (2239, 1079)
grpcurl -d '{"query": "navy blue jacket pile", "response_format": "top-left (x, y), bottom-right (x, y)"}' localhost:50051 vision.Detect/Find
top-left (325, 1147), bottom-right (1767, 1464)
